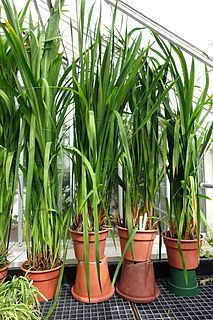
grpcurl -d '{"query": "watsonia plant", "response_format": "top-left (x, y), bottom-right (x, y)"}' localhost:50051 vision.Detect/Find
top-left (1, 0), bottom-right (72, 270)
top-left (65, 0), bottom-right (146, 296)
top-left (0, 5), bottom-right (27, 267)
top-left (115, 50), bottom-right (172, 234)
top-left (70, 0), bottom-right (144, 230)
top-left (155, 35), bottom-right (213, 243)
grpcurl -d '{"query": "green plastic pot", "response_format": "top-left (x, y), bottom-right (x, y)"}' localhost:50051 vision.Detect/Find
top-left (168, 266), bottom-right (199, 297)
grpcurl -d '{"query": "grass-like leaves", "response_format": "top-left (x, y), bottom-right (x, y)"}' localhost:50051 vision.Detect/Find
top-left (66, 0), bottom-right (146, 297)
top-left (0, 9), bottom-right (25, 268)
top-left (0, 276), bottom-right (42, 320)
top-left (155, 35), bottom-right (213, 269)
top-left (1, 0), bottom-right (72, 270)
top-left (115, 51), bottom-right (171, 233)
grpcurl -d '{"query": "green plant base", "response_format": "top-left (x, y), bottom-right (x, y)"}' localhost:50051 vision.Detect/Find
top-left (168, 267), bottom-right (199, 297)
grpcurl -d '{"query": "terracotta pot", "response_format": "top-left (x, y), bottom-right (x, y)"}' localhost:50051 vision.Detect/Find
top-left (21, 263), bottom-right (62, 301)
top-left (117, 226), bottom-right (157, 261)
top-left (72, 256), bottom-right (114, 303)
top-left (162, 232), bottom-right (203, 270)
top-left (0, 264), bottom-right (9, 283)
top-left (70, 228), bottom-right (108, 261)
top-left (116, 259), bottom-right (160, 303)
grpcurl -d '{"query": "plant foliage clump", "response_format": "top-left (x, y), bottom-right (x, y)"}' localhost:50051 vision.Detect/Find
top-left (0, 276), bottom-right (42, 320)
top-left (1, 0), bottom-right (72, 270)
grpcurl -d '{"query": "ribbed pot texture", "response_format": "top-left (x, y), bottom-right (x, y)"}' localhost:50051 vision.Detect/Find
top-left (162, 232), bottom-right (203, 270)
top-left (116, 259), bottom-right (160, 303)
top-left (70, 228), bottom-right (108, 262)
top-left (117, 226), bottom-right (157, 261)
top-left (21, 263), bottom-right (62, 301)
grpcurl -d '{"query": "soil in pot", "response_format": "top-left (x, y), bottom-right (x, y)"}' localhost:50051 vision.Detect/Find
top-left (21, 263), bottom-right (62, 302)
top-left (117, 226), bottom-right (157, 261)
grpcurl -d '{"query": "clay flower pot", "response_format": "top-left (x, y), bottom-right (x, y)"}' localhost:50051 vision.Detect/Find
top-left (116, 259), bottom-right (160, 303)
top-left (116, 226), bottom-right (159, 303)
top-left (70, 228), bottom-right (114, 303)
top-left (70, 228), bottom-right (108, 261)
top-left (117, 226), bottom-right (157, 261)
top-left (0, 264), bottom-right (9, 283)
top-left (72, 256), bottom-right (114, 303)
top-left (21, 263), bottom-right (62, 301)
top-left (162, 232), bottom-right (203, 297)
top-left (162, 232), bottom-right (203, 270)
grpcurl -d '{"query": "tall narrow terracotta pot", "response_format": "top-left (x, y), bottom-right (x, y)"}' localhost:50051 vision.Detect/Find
top-left (0, 264), bottom-right (9, 283)
top-left (162, 232), bottom-right (202, 270)
top-left (117, 226), bottom-right (157, 261)
top-left (70, 228), bottom-right (114, 303)
top-left (21, 263), bottom-right (62, 302)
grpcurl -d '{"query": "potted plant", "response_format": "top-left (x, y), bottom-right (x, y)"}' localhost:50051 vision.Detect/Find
top-left (1, 0), bottom-right (71, 302)
top-left (0, 276), bottom-right (43, 320)
top-left (66, 0), bottom-right (145, 303)
top-left (0, 12), bottom-right (24, 282)
top-left (114, 51), bottom-right (171, 303)
top-left (157, 37), bottom-right (213, 296)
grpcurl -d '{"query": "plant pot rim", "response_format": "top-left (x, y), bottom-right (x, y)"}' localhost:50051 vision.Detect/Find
top-left (0, 262), bottom-right (10, 271)
top-left (21, 262), bottom-right (62, 274)
top-left (117, 225), bottom-right (157, 234)
top-left (162, 231), bottom-right (203, 243)
top-left (69, 227), bottom-right (109, 236)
